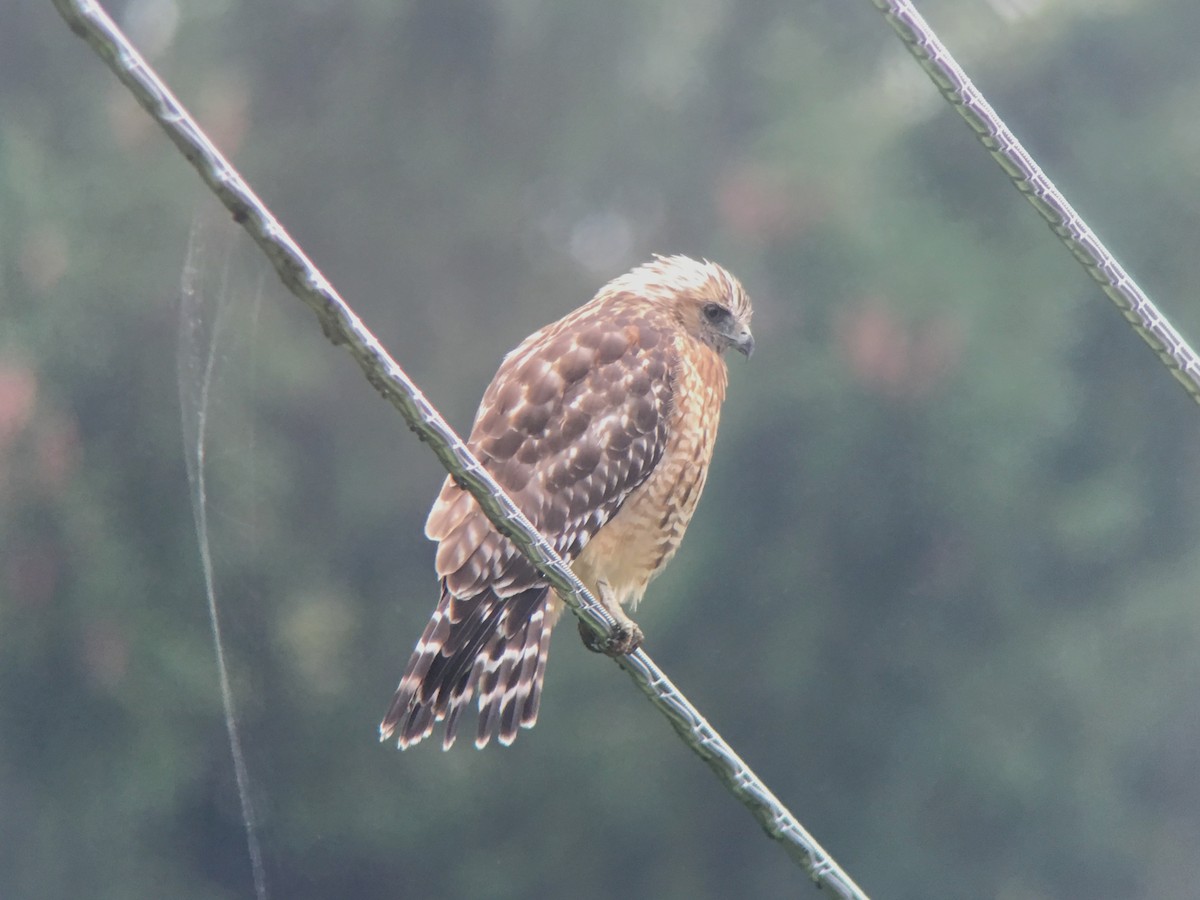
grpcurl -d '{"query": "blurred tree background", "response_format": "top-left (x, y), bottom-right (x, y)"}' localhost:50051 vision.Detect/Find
top-left (4, 0), bottom-right (1200, 897)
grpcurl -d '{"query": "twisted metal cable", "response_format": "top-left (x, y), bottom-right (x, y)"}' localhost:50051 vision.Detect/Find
top-left (873, 0), bottom-right (1200, 405)
top-left (50, 1), bottom-right (869, 895)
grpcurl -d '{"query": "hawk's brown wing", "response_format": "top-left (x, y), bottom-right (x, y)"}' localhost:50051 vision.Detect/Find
top-left (381, 306), bottom-right (676, 749)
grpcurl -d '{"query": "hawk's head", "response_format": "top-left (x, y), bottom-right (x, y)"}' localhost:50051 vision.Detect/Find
top-left (611, 254), bottom-right (754, 359)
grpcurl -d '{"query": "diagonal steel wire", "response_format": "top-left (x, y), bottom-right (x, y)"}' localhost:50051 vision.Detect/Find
top-left (50, 0), bottom-right (869, 895)
top-left (873, 0), bottom-right (1200, 405)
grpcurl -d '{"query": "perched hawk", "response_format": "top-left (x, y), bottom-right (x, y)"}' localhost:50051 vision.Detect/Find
top-left (380, 255), bottom-right (754, 750)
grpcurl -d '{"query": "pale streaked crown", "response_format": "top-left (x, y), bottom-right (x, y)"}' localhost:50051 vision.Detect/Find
top-left (593, 254), bottom-right (754, 358)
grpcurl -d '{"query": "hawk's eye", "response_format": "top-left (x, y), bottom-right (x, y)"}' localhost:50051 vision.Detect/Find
top-left (702, 303), bottom-right (726, 323)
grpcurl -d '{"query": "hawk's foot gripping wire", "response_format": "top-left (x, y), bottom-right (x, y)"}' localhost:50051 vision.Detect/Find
top-left (577, 581), bottom-right (644, 656)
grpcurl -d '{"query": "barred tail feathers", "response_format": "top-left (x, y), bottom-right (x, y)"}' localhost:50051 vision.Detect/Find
top-left (379, 583), bottom-right (555, 750)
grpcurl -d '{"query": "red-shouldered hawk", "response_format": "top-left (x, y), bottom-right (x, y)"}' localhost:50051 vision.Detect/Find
top-left (380, 255), bottom-right (753, 750)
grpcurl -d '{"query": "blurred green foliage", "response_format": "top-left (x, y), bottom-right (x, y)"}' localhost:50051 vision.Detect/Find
top-left (4, 0), bottom-right (1200, 897)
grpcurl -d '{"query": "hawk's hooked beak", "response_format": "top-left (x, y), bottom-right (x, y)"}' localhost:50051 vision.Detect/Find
top-left (733, 327), bottom-right (755, 359)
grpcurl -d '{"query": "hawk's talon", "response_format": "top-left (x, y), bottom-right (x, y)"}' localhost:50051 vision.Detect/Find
top-left (578, 618), bottom-right (643, 656)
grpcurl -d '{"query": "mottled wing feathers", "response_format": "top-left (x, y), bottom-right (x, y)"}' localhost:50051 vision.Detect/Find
top-left (430, 308), bottom-right (675, 596)
top-left (381, 307), bottom-right (677, 749)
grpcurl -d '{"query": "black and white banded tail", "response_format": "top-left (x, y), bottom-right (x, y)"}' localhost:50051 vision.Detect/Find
top-left (380, 584), bottom-right (554, 749)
